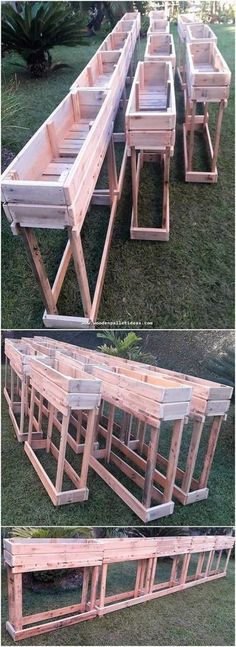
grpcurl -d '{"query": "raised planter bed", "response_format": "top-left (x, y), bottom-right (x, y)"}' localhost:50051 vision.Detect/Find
top-left (147, 19), bottom-right (170, 35)
top-left (184, 41), bottom-right (231, 182)
top-left (4, 336), bottom-right (233, 518)
top-left (126, 60), bottom-right (176, 240)
top-left (24, 354), bottom-right (101, 506)
top-left (177, 13), bottom-right (201, 88)
top-left (1, 13), bottom-right (140, 328)
top-left (4, 535), bottom-right (234, 641)
top-left (186, 23), bottom-right (217, 44)
top-left (144, 33), bottom-right (176, 69)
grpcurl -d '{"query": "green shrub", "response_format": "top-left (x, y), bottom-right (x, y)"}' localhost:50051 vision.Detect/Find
top-left (2, 1), bottom-right (86, 78)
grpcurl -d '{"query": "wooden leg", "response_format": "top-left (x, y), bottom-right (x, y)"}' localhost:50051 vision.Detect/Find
top-left (195, 552), bottom-right (205, 579)
top-left (46, 403), bottom-right (55, 453)
top-left (10, 367), bottom-right (14, 404)
top-left (94, 401), bottom-right (102, 445)
top-left (120, 411), bottom-right (129, 442)
top-left (19, 379), bottom-right (26, 436)
top-left (7, 567), bottom-right (16, 627)
top-left (205, 550), bottom-right (214, 577)
top-left (38, 393), bottom-right (43, 435)
top-left (215, 549), bottom-right (222, 572)
top-left (149, 556), bottom-right (157, 593)
top-left (90, 565), bottom-right (99, 610)
top-left (25, 376), bottom-right (30, 415)
top-left (68, 228), bottom-right (91, 317)
top-left (131, 146), bottom-right (138, 227)
top-left (144, 557), bottom-right (153, 594)
top-left (179, 553), bottom-right (191, 585)
top-left (170, 556), bottom-right (178, 586)
top-left (124, 414), bottom-right (133, 445)
top-left (139, 560), bottom-right (147, 593)
top-left (9, 572), bottom-right (23, 631)
top-left (181, 417), bottom-right (204, 494)
top-left (142, 425), bottom-right (160, 508)
top-left (28, 386), bottom-right (36, 444)
top-left (199, 416), bottom-right (224, 489)
top-left (99, 563), bottom-right (108, 609)
top-left (81, 567), bottom-right (90, 612)
top-left (107, 136), bottom-right (118, 202)
top-left (164, 146), bottom-right (170, 183)
top-left (223, 548), bottom-right (232, 574)
top-left (106, 403), bottom-right (115, 462)
top-left (20, 227), bottom-right (58, 314)
top-left (211, 100), bottom-right (225, 172)
top-left (55, 412), bottom-right (70, 492)
top-left (188, 100), bottom-right (196, 171)
top-left (134, 560), bottom-right (142, 597)
top-left (75, 410), bottom-right (82, 446)
top-left (4, 356), bottom-right (8, 389)
top-left (137, 420), bottom-right (146, 455)
top-left (80, 407), bottom-right (98, 488)
top-left (163, 419), bottom-right (184, 503)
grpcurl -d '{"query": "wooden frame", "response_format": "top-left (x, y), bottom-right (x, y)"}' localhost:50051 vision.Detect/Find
top-left (4, 337), bottom-right (233, 517)
top-left (147, 20), bottom-right (170, 36)
top-left (186, 23), bottom-right (217, 45)
top-left (184, 41), bottom-right (231, 182)
top-left (1, 13), bottom-right (140, 329)
top-left (45, 341), bottom-right (231, 507)
top-left (144, 33), bottom-right (176, 70)
top-left (4, 535), bottom-right (234, 641)
top-left (126, 61), bottom-right (176, 240)
top-left (177, 13), bottom-right (201, 89)
top-left (23, 355), bottom-right (101, 506)
top-left (3, 339), bottom-right (46, 442)
top-left (149, 9), bottom-right (169, 21)
top-left (85, 361), bottom-right (191, 521)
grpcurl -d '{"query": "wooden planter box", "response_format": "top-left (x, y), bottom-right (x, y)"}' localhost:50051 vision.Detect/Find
top-left (149, 9), bottom-right (169, 20)
top-left (186, 23), bottom-right (217, 44)
top-left (4, 336), bottom-right (233, 518)
top-left (147, 19), bottom-right (170, 35)
top-left (144, 34), bottom-right (176, 69)
top-left (85, 362), bottom-right (191, 522)
top-left (184, 41), bottom-right (231, 182)
top-left (24, 355), bottom-right (101, 506)
top-left (4, 339), bottom-right (46, 442)
top-left (186, 41), bottom-right (231, 101)
top-left (177, 14), bottom-right (201, 89)
top-left (4, 535), bottom-right (234, 641)
top-left (51, 341), bottom-right (232, 508)
top-left (126, 60), bottom-right (176, 240)
top-left (177, 13), bottom-right (200, 41)
top-left (1, 13), bottom-right (140, 328)
top-left (78, 348), bottom-right (232, 506)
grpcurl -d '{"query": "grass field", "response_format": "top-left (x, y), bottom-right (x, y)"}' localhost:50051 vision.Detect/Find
top-left (1, 556), bottom-right (235, 646)
top-left (1, 24), bottom-right (235, 329)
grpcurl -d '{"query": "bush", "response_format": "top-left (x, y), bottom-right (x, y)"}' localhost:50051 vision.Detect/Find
top-left (2, 1), bottom-right (86, 78)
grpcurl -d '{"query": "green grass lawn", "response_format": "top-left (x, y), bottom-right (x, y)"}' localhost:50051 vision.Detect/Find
top-left (2, 371), bottom-right (234, 527)
top-left (1, 557), bottom-right (235, 646)
top-left (1, 24), bottom-right (235, 329)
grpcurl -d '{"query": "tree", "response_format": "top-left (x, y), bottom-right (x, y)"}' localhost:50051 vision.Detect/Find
top-left (2, 1), bottom-right (86, 77)
top-left (97, 330), bottom-right (155, 362)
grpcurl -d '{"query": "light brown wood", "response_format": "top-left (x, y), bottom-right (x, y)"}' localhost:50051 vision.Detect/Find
top-left (4, 535), bottom-right (234, 641)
